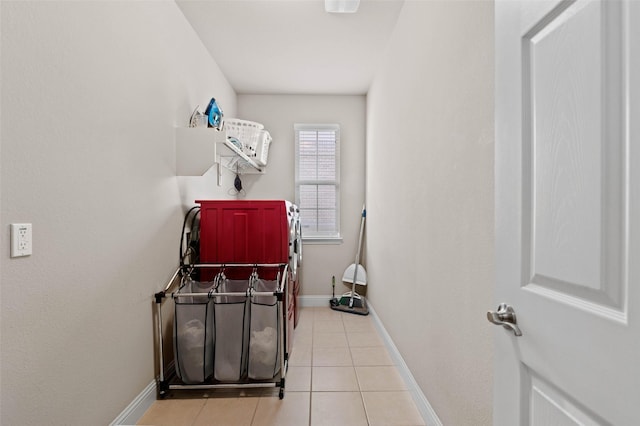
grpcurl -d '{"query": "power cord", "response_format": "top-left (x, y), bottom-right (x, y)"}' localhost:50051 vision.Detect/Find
top-left (180, 206), bottom-right (200, 266)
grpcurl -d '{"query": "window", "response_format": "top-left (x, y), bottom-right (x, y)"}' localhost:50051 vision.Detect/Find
top-left (295, 124), bottom-right (341, 241)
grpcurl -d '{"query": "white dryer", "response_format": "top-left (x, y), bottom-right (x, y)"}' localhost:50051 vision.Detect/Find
top-left (285, 201), bottom-right (302, 327)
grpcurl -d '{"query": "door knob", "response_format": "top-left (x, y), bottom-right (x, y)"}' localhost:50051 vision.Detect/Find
top-left (487, 303), bottom-right (522, 336)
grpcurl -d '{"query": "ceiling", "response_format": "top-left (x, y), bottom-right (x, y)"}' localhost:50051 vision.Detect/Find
top-left (176, 0), bottom-right (405, 95)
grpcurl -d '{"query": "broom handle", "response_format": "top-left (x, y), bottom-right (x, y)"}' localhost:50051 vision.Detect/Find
top-left (350, 206), bottom-right (366, 307)
top-left (354, 206), bottom-right (366, 267)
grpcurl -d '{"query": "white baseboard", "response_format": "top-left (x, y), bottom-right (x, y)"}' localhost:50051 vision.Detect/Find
top-left (299, 294), bottom-right (334, 307)
top-left (298, 295), bottom-right (443, 426)
top-left (110, 380), bottom-right (156, 426)
top-left (366, 302), bottom-right (443, 426)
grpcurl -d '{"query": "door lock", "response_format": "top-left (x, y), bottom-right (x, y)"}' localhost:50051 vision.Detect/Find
top-left (487, 303), bottom-right (522, 336)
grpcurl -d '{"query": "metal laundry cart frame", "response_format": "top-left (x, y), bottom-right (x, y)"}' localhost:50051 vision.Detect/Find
top-left (154, 262), bottom-right (290, 399)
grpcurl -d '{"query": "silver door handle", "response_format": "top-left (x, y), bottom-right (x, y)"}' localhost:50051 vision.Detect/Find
top-left (487, 303), bottom-right (522, 336)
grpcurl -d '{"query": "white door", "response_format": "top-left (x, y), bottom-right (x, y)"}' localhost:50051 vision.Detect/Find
top-left (494, 0), bottom-right (640, 424)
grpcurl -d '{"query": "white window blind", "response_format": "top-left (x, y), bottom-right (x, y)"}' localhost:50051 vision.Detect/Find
top-left (295, 124), bottom-right (340, 240)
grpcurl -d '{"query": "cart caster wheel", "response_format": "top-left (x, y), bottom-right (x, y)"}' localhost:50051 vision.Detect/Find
top-left (279, 388), bottom-right (284, 400)
top-left (158, 381), bottom-right (169, 399)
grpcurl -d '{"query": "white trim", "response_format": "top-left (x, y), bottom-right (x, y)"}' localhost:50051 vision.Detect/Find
top-left (301, 236), bottom-right (343, 245)
top-left (110, 380), bottom-right (156, 426)
top-left (297, 295), bottom-right (443, 426)
top-left (299, 295), bottom-right (335, 307)
top-left (368, 303), bottom-right (443, 426)
top-left (294, 123), bottom-right (341, 131)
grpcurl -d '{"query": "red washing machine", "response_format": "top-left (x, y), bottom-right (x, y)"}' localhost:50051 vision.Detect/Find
top-left (196, 200), bottom-right (302, 354)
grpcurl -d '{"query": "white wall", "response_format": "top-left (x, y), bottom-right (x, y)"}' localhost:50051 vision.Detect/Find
top-left (237, 95), bottom-right (366, 296)
top-left (0, 2), bottom-right (235, 424)
top-left (366, 1), bottom-right (494, 424)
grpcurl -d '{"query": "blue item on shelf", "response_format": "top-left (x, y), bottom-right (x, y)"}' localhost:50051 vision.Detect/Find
top-left (205, 98), bottom-right (223, 129)
top-left (228, 137), bottom-right (242, 150)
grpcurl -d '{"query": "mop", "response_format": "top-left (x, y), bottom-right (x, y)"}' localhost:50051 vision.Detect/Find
top-left (330, 206), bottom-right (369, 315)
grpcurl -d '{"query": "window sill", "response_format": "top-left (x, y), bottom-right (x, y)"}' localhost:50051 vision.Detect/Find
top-left (302, 236), bottom-right (343, 245)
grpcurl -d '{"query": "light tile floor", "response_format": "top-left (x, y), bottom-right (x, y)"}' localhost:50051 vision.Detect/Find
top-left (137, 306), bottom-right (425, 426)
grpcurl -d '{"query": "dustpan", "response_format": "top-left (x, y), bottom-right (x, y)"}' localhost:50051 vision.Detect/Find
top-left (342, 264), bottom-right (367, 286)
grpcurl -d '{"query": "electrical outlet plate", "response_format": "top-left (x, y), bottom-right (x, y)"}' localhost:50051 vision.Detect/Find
top-left (10, 223), bottom-right (32, 257)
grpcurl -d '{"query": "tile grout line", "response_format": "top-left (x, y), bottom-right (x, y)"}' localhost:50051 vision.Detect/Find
top-left (351, 314), bottom-right (375, 426)
top-left (320, 309), bottom-right (413, 423)
top-left (343, 311), bottom-right (373, 426)
top-left (189, 398), bottom-right (208, 426)
top-left (249, 392), bottom-right (260, 426)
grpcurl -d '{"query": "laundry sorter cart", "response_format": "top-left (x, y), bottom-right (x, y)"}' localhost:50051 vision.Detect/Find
top-left (154, 262), bottom-right (291, 399)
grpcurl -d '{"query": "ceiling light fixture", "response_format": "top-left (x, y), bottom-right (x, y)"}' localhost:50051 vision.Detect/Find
top-left (325, 0), bottom-right (360, 13)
